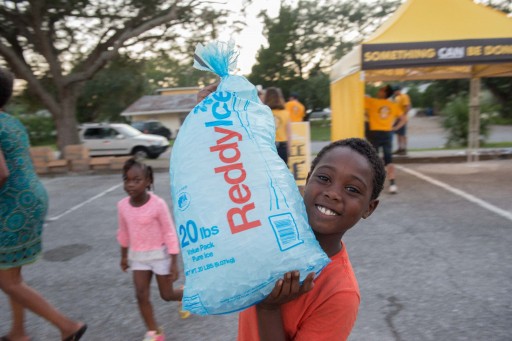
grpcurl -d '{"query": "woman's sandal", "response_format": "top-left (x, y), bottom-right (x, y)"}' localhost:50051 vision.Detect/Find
top-left (62, 324), bottom-right (87, 341)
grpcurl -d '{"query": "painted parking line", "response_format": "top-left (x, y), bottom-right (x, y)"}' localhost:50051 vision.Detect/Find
top-left (47, 183), bottom-right (123, 221)
top-left (397, 165), bottom-right (512, 223)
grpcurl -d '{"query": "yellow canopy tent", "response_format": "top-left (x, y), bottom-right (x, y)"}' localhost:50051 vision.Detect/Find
top-left (330, 0), bottom-right (512, 161)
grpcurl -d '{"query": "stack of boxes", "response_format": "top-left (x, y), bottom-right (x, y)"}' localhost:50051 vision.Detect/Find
top-left (30, 145), bottom-right (136, 174)
top-left (29, 147), bottom-right (68, 174)
top-left (64, 144), bottom-right (91, 172)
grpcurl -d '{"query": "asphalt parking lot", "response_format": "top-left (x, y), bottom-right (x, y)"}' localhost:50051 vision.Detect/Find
top-left (1, 159), bottom-right (511, 340)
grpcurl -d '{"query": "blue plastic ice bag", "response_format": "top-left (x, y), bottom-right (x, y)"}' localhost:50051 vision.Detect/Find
top-left (170, 40), bottom-right (329, 315)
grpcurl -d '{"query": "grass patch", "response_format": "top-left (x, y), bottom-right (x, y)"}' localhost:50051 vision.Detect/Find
top-left (309, 120), bottom-right (331, 141)
top-left (490, 117), bottom-right (512, 125)
top-left (481, 141), bottom-right (512, 148)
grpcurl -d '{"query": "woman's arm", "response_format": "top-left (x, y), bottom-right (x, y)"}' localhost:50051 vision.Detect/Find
top-left (0, 148), bottom-right (9, 188)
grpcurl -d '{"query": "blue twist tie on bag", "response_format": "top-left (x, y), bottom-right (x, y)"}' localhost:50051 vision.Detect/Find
top-left (170, 40), bottom-right (330, 315)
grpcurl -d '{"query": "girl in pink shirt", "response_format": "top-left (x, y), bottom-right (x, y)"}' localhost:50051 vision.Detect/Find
top-left (117, 158), bottom-right (187, 341)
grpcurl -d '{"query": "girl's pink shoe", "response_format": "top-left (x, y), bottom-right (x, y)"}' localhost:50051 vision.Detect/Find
top-left (143, 330), bottom-right (165, 341)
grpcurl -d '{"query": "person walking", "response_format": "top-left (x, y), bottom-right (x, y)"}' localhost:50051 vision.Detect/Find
top-left (263, 87), bottom-right (291, 165)
top-left (285, 92), bottom-right (306, 122)
top-left (365, 85), bottom-right (406, 194)
top-left (0, 68), bottom-right (87, 341)
top-left (118, 158), bottom-right (188, 341)
top-left (392, 86), bottom-right (411, 155)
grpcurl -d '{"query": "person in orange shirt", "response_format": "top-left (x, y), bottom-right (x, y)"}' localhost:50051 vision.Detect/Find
top-left (285, 93), bottom-right (306, 122)
top-left (264, 87), bottom-right (291, 165)
top-left (392, 86), bottom-right (412, 155)
top-left (238, 138), bottom-right (385, 341)
top-left (365, 85), bottom-right (406, 194)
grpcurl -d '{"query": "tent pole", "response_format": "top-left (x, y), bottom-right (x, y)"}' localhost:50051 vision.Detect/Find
top-left (467, 76), bottom-right (481, 162)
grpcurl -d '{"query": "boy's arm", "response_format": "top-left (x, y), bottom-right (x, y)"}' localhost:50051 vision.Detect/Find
top-left (256, 271), bottom-right (315, 340)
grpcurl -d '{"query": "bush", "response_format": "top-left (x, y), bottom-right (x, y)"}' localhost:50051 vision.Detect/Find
top-left (441, 95), bottom-right (495, 147)
top-left (16, 113), bottom-right (56, 146)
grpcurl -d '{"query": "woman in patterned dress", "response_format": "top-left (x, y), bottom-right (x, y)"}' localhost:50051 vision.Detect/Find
top-left (0, 68), bottom-right (86, 341)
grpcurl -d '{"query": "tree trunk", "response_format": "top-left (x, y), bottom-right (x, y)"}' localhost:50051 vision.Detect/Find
top-left (53, 86), bottom-right (81, 155)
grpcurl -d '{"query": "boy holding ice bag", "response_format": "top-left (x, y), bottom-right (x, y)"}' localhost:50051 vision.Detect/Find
top-left (237, 138), bottom-right (385, 340)
top-left (195, 47), bottom-right (385, 340)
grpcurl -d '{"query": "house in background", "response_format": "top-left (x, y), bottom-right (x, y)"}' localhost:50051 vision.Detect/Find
top-left (121, 87), bottom-right (199, 138)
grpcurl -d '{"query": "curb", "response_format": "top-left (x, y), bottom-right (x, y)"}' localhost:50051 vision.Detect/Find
top-left (393, 148), bottom-right (512, 164)
top-left (39, 148), bottom-right (512, 178)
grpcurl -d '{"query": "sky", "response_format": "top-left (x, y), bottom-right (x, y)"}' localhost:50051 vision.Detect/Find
top-left (215, 0), bottom-right (512, 75)
top-left (213, 0), bottom-right (283, 75)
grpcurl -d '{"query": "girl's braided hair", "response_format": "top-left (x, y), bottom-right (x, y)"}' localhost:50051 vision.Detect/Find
top-left (122, 158), bottom-right (154, 190)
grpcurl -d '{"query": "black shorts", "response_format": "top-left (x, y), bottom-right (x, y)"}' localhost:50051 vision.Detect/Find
top-left (394, 120), bottom-right (407, 136)
top-left (367, 130), bottom-right (393, 165)
top-left (276, 142), bottom-right (288, 165)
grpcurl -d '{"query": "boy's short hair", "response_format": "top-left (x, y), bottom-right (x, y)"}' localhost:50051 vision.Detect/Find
top-left (309, 138), bottom-right (386, 200)
top-left (0, 68), bottom-right (14, 109)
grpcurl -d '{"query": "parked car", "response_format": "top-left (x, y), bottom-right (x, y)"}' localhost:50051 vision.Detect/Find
top-left (79, 123), bottom-right (169, 159)
top-left (306, 108), bottom-right (332, 121)
top-left (131, 120), bottom-right (172, 140)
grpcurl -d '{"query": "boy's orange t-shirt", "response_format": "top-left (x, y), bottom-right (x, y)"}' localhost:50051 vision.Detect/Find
top-left (365, 97), bottom-right (403, 131)
top-left (237, 242), bottom-right (360, 341)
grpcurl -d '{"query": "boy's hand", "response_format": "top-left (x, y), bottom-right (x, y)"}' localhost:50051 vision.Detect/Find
top-left (120, 257), bottom-right (129, 272)
top-left (257, 271), bottom-right (315, 310)
top-left (197, 82), bottom-right (219, 103)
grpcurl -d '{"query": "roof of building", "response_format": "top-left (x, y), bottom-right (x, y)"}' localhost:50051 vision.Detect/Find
top-left (155, 86), bottom-right (201, 94)
top-left (121, 93), bottom-right (197, 117)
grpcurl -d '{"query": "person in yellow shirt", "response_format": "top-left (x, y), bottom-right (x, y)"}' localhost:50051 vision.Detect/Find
top-left (365, 85), bottom-right (406, 194)
top-left (264, 87), bottom-right (290, 165)
top-left (392, 86), bottom-right (411, 155)
top-left (285, 93), bottom-right (306, 122)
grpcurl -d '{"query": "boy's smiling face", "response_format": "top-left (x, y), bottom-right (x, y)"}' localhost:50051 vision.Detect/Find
top-left (304, 146), bottom-right (379, 237)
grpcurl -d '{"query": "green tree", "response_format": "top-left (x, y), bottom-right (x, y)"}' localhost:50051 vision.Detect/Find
top-left (404, 84), bottom-right (423, 108)
top-left (442, 95), bottom-right (493, 147)
top-left (249, 0), bottom-right (399, 109)
top-left (142, 51), bottom-right (218, 90)
top-left (76, 53), bottom-right (219, 123)
top-left (483, 78), bottom-right (512, 120)
top-left (421, 80), bottom-right (469, 115)
top-left (76, 56), bottom-right (148, 123)
top-left (0, 0), bottom-right (224, 153)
